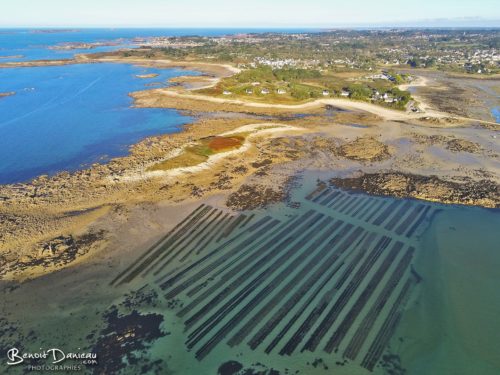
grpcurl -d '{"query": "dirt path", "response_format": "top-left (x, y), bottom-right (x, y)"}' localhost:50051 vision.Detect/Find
top-left (155, 89), bottom-right (448, 121)
top-left (399, 76), bottom-right (436, 113)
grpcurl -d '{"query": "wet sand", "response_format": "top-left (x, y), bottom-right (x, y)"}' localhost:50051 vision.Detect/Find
top-left (398, 69), bottom-right (500, 123)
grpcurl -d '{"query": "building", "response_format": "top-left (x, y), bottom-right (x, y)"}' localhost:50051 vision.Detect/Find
top-left (245, 88), bottom-right (253, 94)
top-left (371, 90), bottom-right (381, 100)
top-left (261, 88), bottom-right (270, 95)
top-left (223, 90), bottom-right (232, 95)
top-left (322, 90), bottom-right (330, 96)
top-left (341, 90), bottom-right (350, 97)
top-left (277, 89), bottom-right (286, 95)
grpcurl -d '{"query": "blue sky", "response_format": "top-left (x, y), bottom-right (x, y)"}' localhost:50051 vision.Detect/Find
top-left (1, 0), bottom-right (499, 27)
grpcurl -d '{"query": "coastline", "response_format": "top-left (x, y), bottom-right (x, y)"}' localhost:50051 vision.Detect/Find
top-left (398, 68), bottom-right (500, 123)
top-left (0, 54), bottom-right (499, 281)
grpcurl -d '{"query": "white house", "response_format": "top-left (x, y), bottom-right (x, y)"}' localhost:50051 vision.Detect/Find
top-left (261, 88), bottom-right (270, 95)
top-left (322, 90), bottom-right (330, 96)
top-left (223, 90), bottom-right (232, 95)
top-left (341, 90), bottom-right (350, 97)
top-left (245, 88), bottom-right (253, 94)
top-left (277, 89), bottom-right (286, 94)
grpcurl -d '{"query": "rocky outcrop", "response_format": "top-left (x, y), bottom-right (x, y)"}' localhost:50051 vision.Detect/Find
top-left (226, 184), bottom-right (286, 211)
top-left (0, 231), bottom-right (106, 278)
top-left (330, 172), bottom-right (499, 208)
top-left (336, 137), bottom-right (391, 162)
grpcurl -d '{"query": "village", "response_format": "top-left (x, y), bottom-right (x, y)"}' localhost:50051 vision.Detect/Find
top-left (128, 29), bottom-right (500, 75)
top-left (199, 64), bottom-right (413, 110)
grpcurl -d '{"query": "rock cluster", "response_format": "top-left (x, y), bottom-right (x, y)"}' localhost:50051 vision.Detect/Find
top-left (330, 172), bottom-right (499, 208)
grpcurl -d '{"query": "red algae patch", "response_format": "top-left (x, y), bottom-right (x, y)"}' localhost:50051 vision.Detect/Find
top-left (208, 136), bottom-right (244, 151)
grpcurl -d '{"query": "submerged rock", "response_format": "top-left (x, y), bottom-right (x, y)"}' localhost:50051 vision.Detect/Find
top-left (218, 361), bottom-right (244, 375)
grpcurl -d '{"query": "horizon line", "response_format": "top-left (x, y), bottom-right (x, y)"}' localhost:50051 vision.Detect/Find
top-left (2, 25), bottom-right (500, 29)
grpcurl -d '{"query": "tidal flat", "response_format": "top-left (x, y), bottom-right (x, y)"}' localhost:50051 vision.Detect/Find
top-left (1, 175), bottom-right (499, 375)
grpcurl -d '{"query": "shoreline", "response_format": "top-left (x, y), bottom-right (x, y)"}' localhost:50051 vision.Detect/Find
top-left (0, 55), bottom-right (497, 189)
top-left (1, 103), bottom-right (498, 279)
top-left (398, 68), bottom-right (500, 123)
top-left (0, 55), bottom-right (497, 192)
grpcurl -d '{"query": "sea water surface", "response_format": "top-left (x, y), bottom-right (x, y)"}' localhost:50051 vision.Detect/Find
top-left (397, 203), bottom-right (500, 375)
top-left (0, 63), bottom-right (199, 184)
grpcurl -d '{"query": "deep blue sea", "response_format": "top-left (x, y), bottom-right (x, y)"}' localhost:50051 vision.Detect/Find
top-left (0, 63), bottom-right (201, 184)
top-left (0, 28), bottom-right (314, 184)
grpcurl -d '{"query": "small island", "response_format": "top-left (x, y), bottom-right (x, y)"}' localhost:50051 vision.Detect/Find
top-left (135, 73), bottom-right (159, 79)
top-left (48, 41), bottom-right (121, 50)
top-left (0, 91), bottom-right (15, 98)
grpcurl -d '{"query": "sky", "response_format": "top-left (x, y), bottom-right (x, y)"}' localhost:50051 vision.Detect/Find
top-left (1, 0), bottom-right (499, 28)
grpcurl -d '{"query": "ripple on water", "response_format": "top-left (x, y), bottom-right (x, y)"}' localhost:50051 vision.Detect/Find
top-left (0, 63), bottom-right (200, 184)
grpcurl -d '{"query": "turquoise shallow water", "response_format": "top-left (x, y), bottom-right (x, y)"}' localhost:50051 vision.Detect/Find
top-left (396, 204), bottom-right (500, 375)
top-left (0, 63), bottom-right (200, 184)
top-left (0, 180), bottom-right (499, 375)
top-left (2, 182), bottom-right (499, 375)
